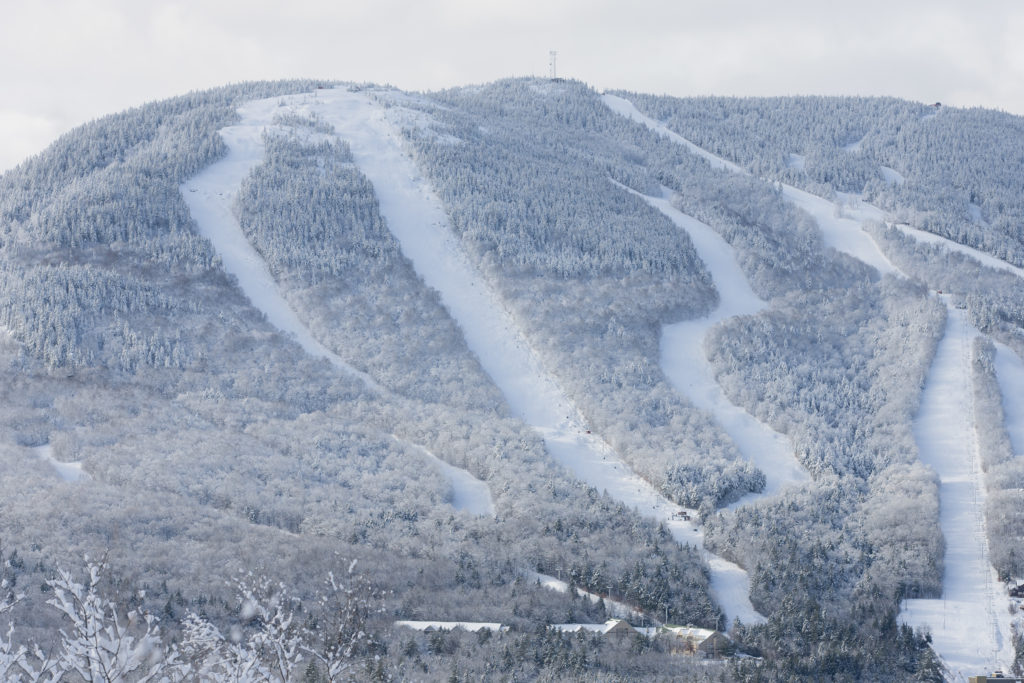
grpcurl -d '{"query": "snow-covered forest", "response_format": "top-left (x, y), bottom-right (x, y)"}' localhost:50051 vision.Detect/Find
top-left (1, 77), bottom-right (1022, 680)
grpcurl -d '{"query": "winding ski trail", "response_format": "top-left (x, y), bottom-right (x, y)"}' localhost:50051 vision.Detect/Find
top-left (305, 87), bottom-right (765, 628)
top-left (617, 184), bottom-right (808, 502)
top-left (603, 93), bottom-right (1017, 677)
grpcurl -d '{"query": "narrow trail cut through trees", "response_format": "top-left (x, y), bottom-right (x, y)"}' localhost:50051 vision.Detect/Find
top-left (616, 182), bottom-right (808, 503)
top-left (901, 305), bottom-right (1015, 679)
top-left (305, 86), bottom-right (765, 627)
top-left (603, 93), bottom-right (1017, 676)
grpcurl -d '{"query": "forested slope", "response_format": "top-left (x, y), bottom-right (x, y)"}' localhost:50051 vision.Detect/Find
top-left (2, 79), bottom-right (1022, 680)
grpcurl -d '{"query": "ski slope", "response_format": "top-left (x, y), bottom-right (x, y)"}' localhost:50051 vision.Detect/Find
top-left (397, 438), bottom-right (495, 517)
top-left (33, 444), bottom-right (88, 483)
top-left (900, 305), bottom-right (1015, 680)
top-left (180, 98), bottom-right (381, 393)
top-left (302, 86), bottom-right (764, 628)
top-left (604, 93), bottom-right (1018, 671)
top-left (602, 94), bottom-right (900, 279)
top-left (617, 183), bottom-right (808, 501)
top-left (524, 570), bottom-right (646, 622)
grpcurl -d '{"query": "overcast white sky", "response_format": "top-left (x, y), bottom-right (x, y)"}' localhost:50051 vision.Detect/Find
top-left (2, 0), bottom-right (1023, 171)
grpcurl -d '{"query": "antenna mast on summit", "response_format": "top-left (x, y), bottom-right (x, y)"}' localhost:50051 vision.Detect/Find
top-left (549, 51), bottom-right (557, 80)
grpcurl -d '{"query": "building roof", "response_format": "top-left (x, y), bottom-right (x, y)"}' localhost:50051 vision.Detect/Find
top-left (551, 618), bottom-right (637, 635)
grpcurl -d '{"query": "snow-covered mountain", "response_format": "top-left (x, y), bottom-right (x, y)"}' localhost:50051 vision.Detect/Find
top-left (2, 78), bottom-right (1023, 680)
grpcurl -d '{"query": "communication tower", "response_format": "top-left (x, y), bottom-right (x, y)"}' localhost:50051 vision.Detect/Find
top-left (549, 51), bottom-right (557, 80)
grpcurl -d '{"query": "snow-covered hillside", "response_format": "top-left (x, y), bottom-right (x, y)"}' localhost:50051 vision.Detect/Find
top-left (4, 78), bottom-right (1024, 680)
top-left (608, 89), bottom-right (1021, 678)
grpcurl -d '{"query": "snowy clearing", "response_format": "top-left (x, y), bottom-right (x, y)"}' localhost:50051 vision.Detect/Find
top-left (397, 438), bottom-right (495, 517)
top-left (524, 570), bottom-right (646, 622)
top-left (180, 97), bottom-right (381, 392)
top-left (994, 343), bottom-right (1024, 458)
top-left (879, 165), bottom-right (905, 186)
top-left (32, 444), bottom-right (88, 483)
top-left (305, 87), bottom-right (764, 628)
top-left (617, 183), bottom-right (808, 501)
top-left (899, 305), bottom-right (1015, 680)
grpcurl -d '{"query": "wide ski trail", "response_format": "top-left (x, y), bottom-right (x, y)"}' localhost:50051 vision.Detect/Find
top-left (901, 305), bottom-right (1015, 679)
top-left (311, 87), bottom-right (765, 627)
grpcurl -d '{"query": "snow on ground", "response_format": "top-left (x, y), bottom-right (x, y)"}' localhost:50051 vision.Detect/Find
top-left (180, 97), bottom-right (381, 393)
top-left (605, 93), bottom-right (1020, 669)
top-left (299, 86), bottom-right (765, 628)
top-left (843, 135), bottom-right (866, 153)
top-left (892, 222), bottom-right (1024, 280)
top-left (900, 304), bottom-right (1015, 680)
top-left (396, 438), bottom-right (495, 517)
top-left (994, 342), bottom-right (1024, 458)
top-left (395, 621), bottom-right (506, 632)
top-left (969, 202), bottom-right (989, 227)
top-left (602, 95), bottom-right (747, 175)
top-left (616, 182), bottom-right (808, 502)
top-left (786, 153), bottom-right (805, 171)
top-left (782, 187), bottom-right (901, 277)
top-left (879, 165), bottom-right (905, 186)
top-left (524, 570), bottom-right (646, 622)
top-left (32, 444), bottom-right (88, 483)
top-left (602, 94), bottom-right (901, 278)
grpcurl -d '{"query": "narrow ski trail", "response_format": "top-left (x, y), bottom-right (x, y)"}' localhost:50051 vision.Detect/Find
top-left (181, 96), bottom-right (382, 393)
top-left (305, 87), bottom-right (765, 627)
top-left (618, 184), bottom-right (808, 502)
top-left (602, 93), bottom-right (1017, 675)
top-left (901, 305), bottom-right (1015, 679)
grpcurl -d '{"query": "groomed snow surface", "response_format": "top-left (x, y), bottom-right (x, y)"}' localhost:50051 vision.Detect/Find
top-left (396, 438), bottom-right (495, 517)
top-left (620, 184), bottom-right (808, 502)
top-left (524, 570), bottom-right (646, 622)
top-left (33, 444), bottom-right (88, 483)
top-left (603, 93), bottom-right (1019, 677)
top-left (302, 87), bottom-right (765, 628)
top-left (900, 306), bottom-right (1015, 680)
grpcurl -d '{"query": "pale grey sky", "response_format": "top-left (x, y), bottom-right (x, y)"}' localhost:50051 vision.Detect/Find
top-left (2, 0), bottom-right (1023, 171)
